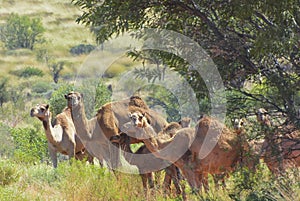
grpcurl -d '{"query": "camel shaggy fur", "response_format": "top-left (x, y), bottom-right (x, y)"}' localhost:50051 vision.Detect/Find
top-left (256, 108), bottom-right (300, 173)
top-left (30, 104), bottom-right (93, 168)
top-left (65, 92), bottom-right (168, 169)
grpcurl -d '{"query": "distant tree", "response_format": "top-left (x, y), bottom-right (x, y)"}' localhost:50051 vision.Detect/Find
top-left (0, 13), bottom-right (45, 50)
top-left (48, 61), bottom-right (65, 84)
top-left (0, 77), bottom-right (9, 107)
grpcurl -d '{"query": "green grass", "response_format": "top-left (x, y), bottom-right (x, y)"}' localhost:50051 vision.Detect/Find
top-left (0, 158), bottom-right (299, 201)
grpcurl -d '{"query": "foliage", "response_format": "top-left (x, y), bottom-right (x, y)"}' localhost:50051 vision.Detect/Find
top-left (9, 66), bottom-right (44, 78)
top-left (49, 83), bottom-right (74, 118)
top-left (0, 77), bottom-right (9, 107)
top-left (0, 160), bottom-right (19, 186)
top-left (70, 44), bottom-right (95, 55)
top-left (31, 81), bottom-right (52, 95)
top-left (10, 126), bottom-right (48, 164)
top-left (0, 13), bottom-right (45, 50)
top-left (0, 123), bottom-right (14, 158)
top-left (77, 79), bottom-right (112, 119)
top-left (73, 0), bottom-right (300, 127)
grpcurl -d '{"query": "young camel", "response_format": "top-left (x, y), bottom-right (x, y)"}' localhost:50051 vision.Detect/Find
top-left (256, 108), bottom-right (300, 173)
top-left (110, 119), bottom-right (190, 199)
top-left (30, 104), bottom-right (93, 168)
top-left (64, 92), bottom-right (168, 169)
top-left (128, 111), bottom-right (246, 191)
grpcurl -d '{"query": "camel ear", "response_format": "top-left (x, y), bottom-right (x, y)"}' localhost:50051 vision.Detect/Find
top-left (143, 112), bottom-right (151, 124)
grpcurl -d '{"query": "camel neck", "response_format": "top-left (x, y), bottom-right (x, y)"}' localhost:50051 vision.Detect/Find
top-left (42, 116), bottom-right (58, 144)
top-left (70, 105), bottom-right (92, 141)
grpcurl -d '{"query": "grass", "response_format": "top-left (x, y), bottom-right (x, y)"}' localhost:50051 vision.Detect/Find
top-left (0, 157), bottom-right (299, 201)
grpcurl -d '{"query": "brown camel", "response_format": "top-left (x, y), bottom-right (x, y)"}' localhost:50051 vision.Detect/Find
top-left (110, 119), bottom-right (190, 199)
top-left (65, 92), bottom-right (168, 169)
top-left (30, 104), bottom-right (93, 168)
top-left (256, 108), bottom-right (300, 173)
top-left (128, 111), bottom-right (245, 191)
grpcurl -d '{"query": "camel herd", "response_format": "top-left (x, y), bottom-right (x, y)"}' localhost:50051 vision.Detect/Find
top-left (30, 92), bottom-right (300, 198)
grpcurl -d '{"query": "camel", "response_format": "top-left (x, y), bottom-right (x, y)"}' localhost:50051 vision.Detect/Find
top-left (110, 133), bottom-right (184, 199)
top-left (64, 91), bottom-right (168, 169)
top-left (256, 108), bottom-right (300, 173)
top-left (110, 118), bottom-right (191, 199)
top-left (127, 110), bottom-right (246, 191)
top-left (178, 117), bottom-right (191, 129)
top-left (30, 104), bottom-right (93, 168)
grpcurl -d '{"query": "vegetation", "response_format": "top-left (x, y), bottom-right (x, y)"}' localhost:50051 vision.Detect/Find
top-left (73, 0), bottom-right (300, 126)
top-left (0, 13), bottom-right (45, 50)
top-left (0, 0), bottom-right (299, 200)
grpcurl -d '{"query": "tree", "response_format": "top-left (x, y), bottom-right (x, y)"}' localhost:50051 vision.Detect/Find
top-left (73, 0), bottom-right (300, 127)
top-left (0, 13), bottom-right (45, 50)
top-left (0, 77), bottom-right (9, 107)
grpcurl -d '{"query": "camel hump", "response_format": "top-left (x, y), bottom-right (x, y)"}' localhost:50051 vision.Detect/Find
top-left (161, 122), bottom-right (181, 136)
top-left (129, 96), bottom-right (149, 109)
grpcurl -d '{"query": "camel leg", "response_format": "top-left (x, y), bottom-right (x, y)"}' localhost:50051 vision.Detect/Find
top-left (163, 167), bottom-right (172, 195)
top-left (200, 173), bottom-right (209, 192)
top-left (148, 172), bottom-right (155, 189)
top-left (48, 145), bottom-right (57, 168)
top-left (172, 166), bottom-right (183, 196)
top-left (141, 174), bottom-right (148, 193)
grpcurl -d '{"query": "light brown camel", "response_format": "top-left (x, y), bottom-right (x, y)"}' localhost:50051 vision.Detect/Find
top-left (128, 111), bottom-right (246, 191)
top-left (110, 133), bottom-right (184, 198)
top-left (110, 119), bottom-right (190, 199)
top-left (65, 92), bottom-right (168, 169)
top-left (30, 104), bottom-right (93, 168)
top-left (256, 108), bottom-right (300, 173)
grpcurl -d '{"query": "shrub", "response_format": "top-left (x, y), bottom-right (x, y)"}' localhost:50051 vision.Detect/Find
top-left (31, 81), bottom-right (52, 94)
top-left (0, 77), bottom-right (9, 107)
top-left (49, 83), bottom-right (74, 117)
top-left (0, 160), bottom-right (19, 186)
top-left (0, 123), bottom-right (14, 158)
top-left (10, 126), bottom-right (48, 164)
top-left (10, 67), bottom-right (44, 78)
top-left (0, 13), bottom-right (45, 50)
top-left (77, 79), bottom-right (112, 119)
top-left (69, 44), bottom-right (95, 55)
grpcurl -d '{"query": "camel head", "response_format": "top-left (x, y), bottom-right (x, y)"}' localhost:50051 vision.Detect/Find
top-left (30, 104), bottom-right (50, 121)
top-left (129, 111), bottom-right (149, 128)
top-left (65, 91), bottom-right (82, 109)
top-left (233, 118), bottom-right (245, 135)
top-left (178, 117), bottom-right (191, 128)
top-left (256, 108), bottom-right (271, 126)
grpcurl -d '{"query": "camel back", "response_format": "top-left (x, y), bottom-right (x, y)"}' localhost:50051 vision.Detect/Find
top-left (96, 96), bottom-right (167, 137)
top-left (195, 116), bottom-right (238, 151)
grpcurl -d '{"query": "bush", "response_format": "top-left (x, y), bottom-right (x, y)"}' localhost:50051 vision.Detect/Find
top-left (0, 160), bottom-right (19, 186)
top-left (49, 83), bottom-right (74, 117)
top-left (31, 81), bottom-right (52, 94)
top-left (77, 79), bottom-right (112, 119)
top-left (69, 44), bottom-right (95, 55)
top-left (0, 123), bottom-right (14, 158)
top-left (0, 77), bottom-right (9, 107)
top-left (10, 67), bottom-right (44, 78)
top-left (0, 13), bottom-right (45, 50)
top-left (10, 126), bottom-right (48, 164)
